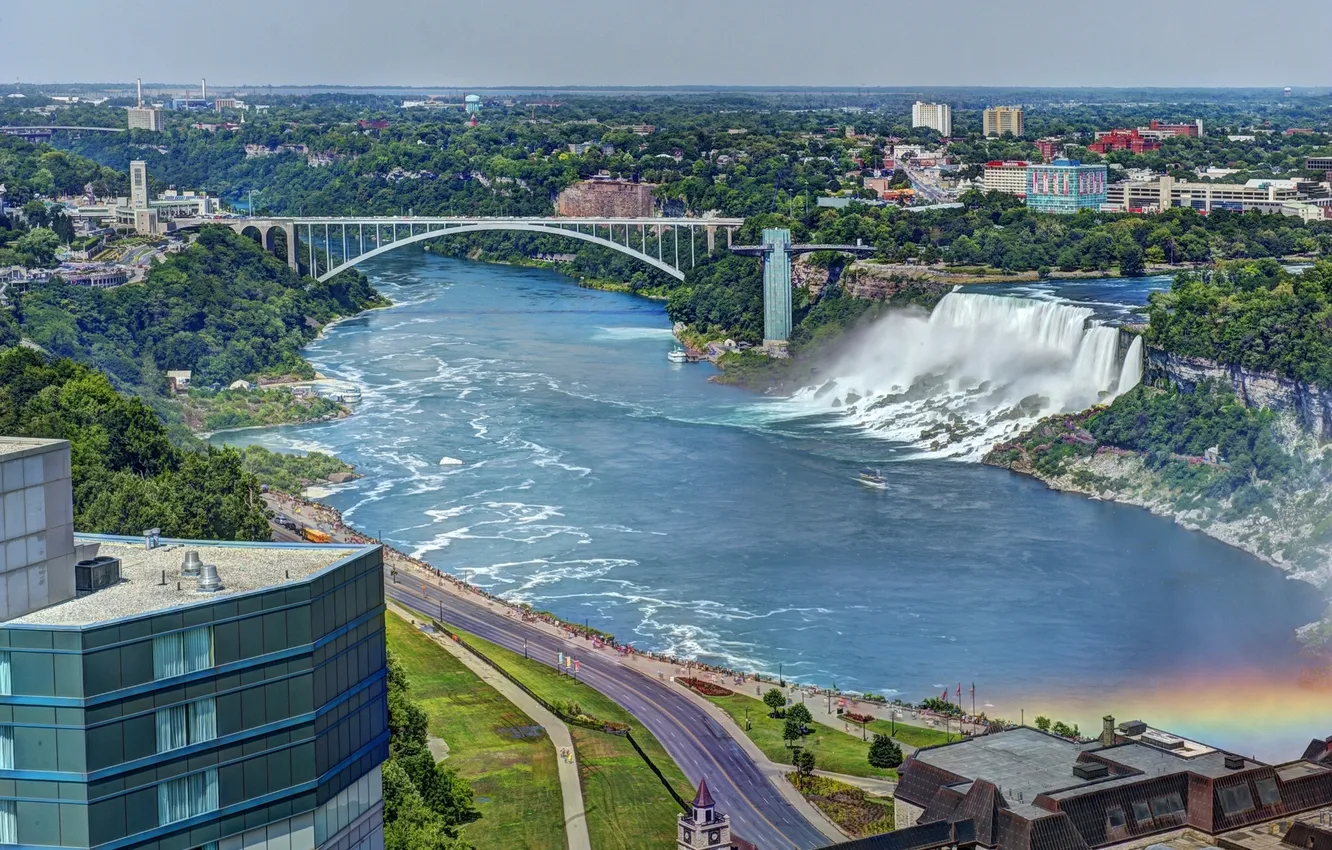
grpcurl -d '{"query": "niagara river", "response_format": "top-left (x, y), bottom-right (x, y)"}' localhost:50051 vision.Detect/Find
top-left (214, 253), bottom-right (1326, 757)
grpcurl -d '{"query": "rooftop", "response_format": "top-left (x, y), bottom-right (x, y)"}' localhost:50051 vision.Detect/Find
top-left (913, 727), bottom-right (1102, 814)
top-left (0, 436), bottom-right (66, 459)
top-left (6, 536), bottom-right (363, 628)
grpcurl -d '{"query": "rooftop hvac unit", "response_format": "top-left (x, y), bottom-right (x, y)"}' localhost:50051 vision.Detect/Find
top-left (1073, 761), bottom-right (1110, 780)
top-left (75, 556), bottom-right (121, 594)
top-left (1119, 720), bottom-right (1148, 736)
top-left (1224, 755), bottom-right (1246, 770)
top-left (197, 562), bottom-right (224, 593)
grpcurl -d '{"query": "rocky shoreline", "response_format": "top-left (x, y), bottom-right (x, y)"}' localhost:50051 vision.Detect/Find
top-left (984, 416), bottom-right (1332, 662)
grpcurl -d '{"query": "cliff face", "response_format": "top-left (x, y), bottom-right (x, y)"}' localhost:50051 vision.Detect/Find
top-left (1147, 349), bottom-right (1332, 439)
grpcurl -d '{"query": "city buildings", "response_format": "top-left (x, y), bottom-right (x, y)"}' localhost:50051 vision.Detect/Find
top-left (1035, 138), bottom-right (1062, 163)
top-left (127, 78), bottom-right (164, 132)
top-left (861, 720), bottom-right (1332, 850)
top-left (555, 176), bottom-right (657, 217)
top-left (1105, 175), bottom-right (1313, 213)
top-left (127, 107), bottom-right (165, 132)
top-left (911, 102), bottom-right (952, 138)
top-left (1025, 160), bottom-right (1108, 213)
top-left (1088, 130), bottom-right (1161, 154)
top-left (982, 106), bottom-right (1024, 138)
top-left (0, 457), bottom-right (389, 850)
top-left (213, 98), bottom-right (245, 111)
top-left (1140, 119), bottom-right (1203, 138)
top-left (981, 161), bottom-right (1030, 197)
top-left (68, 162), bottom-right (215, 235)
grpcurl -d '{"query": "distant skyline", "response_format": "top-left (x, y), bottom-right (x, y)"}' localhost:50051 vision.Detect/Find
top-left (3, 0), bottom-right (1331, 90)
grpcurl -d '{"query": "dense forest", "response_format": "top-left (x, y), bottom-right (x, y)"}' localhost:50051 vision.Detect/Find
top-left (1146, 260), bottom-right (1332, 386)
top-left (12, 226), bottom-right (386, 392)
top-left (0, 347), bottom-right (271, 539)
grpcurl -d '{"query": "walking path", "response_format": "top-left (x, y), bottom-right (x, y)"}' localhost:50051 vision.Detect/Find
top-left (386, 602), bottom-right (592, 850)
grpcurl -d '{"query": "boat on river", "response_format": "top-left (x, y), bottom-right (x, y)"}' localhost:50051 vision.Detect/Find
top-left (859, 468), bottom-right (886, 487)
top-left (667, 349), bottom-right (689, 363)
top-left (439, 457), bottom-right (464, 466)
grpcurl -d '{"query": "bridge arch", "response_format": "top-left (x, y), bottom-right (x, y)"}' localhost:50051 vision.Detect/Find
top-left (315, 222), bottom-right (689, 283)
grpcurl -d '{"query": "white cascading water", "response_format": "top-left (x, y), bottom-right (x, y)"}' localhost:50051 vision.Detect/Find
top-left (788, 292), bottom-right (1142, 459)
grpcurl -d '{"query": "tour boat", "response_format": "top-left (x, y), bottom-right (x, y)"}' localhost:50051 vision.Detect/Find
top-left (667, 349), bottom-right (689, 363)
top-left (859, 468), bottom-right (886, 486)
top-left (438, 457), bottom-right (464, 466)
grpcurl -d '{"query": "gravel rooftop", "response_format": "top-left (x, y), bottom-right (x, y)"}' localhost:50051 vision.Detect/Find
top-left (8, 539), bottom-right (359, 627)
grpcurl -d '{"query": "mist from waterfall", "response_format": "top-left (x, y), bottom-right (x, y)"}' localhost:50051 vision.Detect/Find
top-left (789, 292), bottom-right (1142, 459)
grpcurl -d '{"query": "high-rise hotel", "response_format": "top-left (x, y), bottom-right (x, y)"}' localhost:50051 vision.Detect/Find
top-left (0, 437), bottom-right (388, 850)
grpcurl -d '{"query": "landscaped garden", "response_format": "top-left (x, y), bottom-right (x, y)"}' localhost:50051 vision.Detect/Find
top-left (788, 773), bottom-right (895, 838)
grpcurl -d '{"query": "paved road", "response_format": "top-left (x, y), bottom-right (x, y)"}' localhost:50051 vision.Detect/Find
top-left (388, 580), bottom-right (830, 850)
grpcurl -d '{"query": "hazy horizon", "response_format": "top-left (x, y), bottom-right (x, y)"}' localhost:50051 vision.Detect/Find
top-left (3, 0), bottom-right (1330, 90)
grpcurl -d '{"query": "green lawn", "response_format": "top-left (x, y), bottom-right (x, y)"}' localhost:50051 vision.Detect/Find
top-left (864, 716), bottom-right (951, 750)
top-left (445, 624), bottom-right (694, 850)
top-left (703, 693), bottom-right (897, 780)
top-left (385, 614), bottom-right (565, 850)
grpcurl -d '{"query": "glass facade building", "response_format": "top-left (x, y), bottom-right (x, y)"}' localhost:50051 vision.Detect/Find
top-left (0, 535), bottom-right (387, 850)
top-left (1025, 159), bottom-right (1108, 214)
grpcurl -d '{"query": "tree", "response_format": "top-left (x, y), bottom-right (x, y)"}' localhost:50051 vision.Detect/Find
top-left (783, 718), bottom-right (802, 748)
top-left (868, 734), bottom-right (903, 769)
top-left (786, 702), bottom-right (813, 727)
top-left (14, 227), bottom-right (60, 266)
top-left (1034, 716), bottom-right (1052, 732)
top-left (794, 749), bottom-right (816, 786)
top-left (1119, 244), bottom-right (1146, 277)
top-left (763, 688), bottom-right (788, 718)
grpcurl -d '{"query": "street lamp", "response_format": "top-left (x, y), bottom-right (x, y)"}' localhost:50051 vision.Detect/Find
top-left (524, 637), bottom-right (528, 659)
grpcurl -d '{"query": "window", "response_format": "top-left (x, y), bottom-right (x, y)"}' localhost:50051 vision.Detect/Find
top-left (1150, 793), bottom-right (1185, 817)
top-left (0, 800), bottom-right (14, 844)
top-left (1106, 807), bottom-right (1127, 829)
top-left (0, 652), bottom-right (9, 696)
top-left (1255, 777), bottom-right (1282, 807)
top-left (0, 728), bottom-right (10, 770)
top-left (1131, 801), bottom-right (1153, 826)
top-left (1218, 783), bottom-right (1256, 816)
top-left (158, 768), bottom-right (219, 825)
top-left (153, 627), bottom-right (213, 680)
top-left (155, 697), bottom-right (218, 753)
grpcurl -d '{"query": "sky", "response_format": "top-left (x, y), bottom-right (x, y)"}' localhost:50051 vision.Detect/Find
top-left (3, 0), bottom-right (1330, 90)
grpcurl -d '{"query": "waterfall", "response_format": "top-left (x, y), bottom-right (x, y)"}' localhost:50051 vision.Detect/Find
top-left (1117, 335), bottom-right (1144, 394)
top-left (790, 292), bottom-right (1135, 459)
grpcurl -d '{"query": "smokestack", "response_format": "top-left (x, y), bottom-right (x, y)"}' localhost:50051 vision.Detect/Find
top-left (136, 77), bottom-right (143, 108)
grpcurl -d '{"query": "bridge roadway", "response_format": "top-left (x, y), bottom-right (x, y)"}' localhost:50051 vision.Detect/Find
top-left (386, 580), bottom-right (830, 850)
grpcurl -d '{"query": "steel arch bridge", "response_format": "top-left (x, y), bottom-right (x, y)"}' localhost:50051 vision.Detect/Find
top-left (227, 216), bottom-right (745, 282)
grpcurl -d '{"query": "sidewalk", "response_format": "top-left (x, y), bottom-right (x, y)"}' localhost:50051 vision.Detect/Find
top-left (387, 604), bottom-right (591, 850)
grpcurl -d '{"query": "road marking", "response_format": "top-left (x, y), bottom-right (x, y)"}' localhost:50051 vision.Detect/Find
top-left (391, 584), bottom-right (809, 849)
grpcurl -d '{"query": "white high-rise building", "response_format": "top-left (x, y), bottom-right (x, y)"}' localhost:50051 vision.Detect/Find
top-left (911, 102), bottom-right (952, 137)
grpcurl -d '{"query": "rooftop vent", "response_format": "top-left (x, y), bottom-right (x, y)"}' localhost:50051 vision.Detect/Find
top-left (1074, 761), bottom-right (1110, 780)
top-left (197, 562), bottom-right (224, 593)
top-left (75, 556), bottom-right (121, 594)
top-left (181, 550), bottom-right (202, 577)
top-left (1224, 755), bottom-right (1246, 770)
top-left (1119, 720), bottom-right (1148, 736)
top-left (1140, 729), bottom-right (1187, 751)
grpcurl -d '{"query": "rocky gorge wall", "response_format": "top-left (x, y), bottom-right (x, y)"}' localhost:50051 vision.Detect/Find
top-left (1146, 348), bottom-right (1332, 439)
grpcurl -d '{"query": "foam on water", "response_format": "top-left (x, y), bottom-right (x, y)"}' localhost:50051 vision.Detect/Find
top-left (788, 292), bottom-right (1141, 459)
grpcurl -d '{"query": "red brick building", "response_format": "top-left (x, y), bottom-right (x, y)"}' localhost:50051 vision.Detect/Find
top-left (1088, 130), bottom-right (1162, 154)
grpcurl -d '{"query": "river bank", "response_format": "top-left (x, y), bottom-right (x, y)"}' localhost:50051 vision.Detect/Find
top-left (984, 411), bottom-right (1332, 667)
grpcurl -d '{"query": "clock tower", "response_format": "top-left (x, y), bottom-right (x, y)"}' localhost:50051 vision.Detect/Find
top-left (677, 779), bottom-right (735, 850)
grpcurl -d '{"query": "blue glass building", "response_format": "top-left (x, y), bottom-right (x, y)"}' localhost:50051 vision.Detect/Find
top-left (0, 531), bottom-right (387, 850)
top-left (1025, 159), bottom-right (1108, 214)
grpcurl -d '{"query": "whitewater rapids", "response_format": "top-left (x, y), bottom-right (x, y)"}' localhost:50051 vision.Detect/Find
top-left (789, 292), bottom-right (1143, 459)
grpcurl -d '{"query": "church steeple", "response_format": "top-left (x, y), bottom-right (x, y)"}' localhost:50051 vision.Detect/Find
top-left (678, 778), bottom-right (734, 849)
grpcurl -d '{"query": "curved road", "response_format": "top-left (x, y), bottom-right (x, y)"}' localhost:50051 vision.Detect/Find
top-left (388, 581), bottom-right (829, 850)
